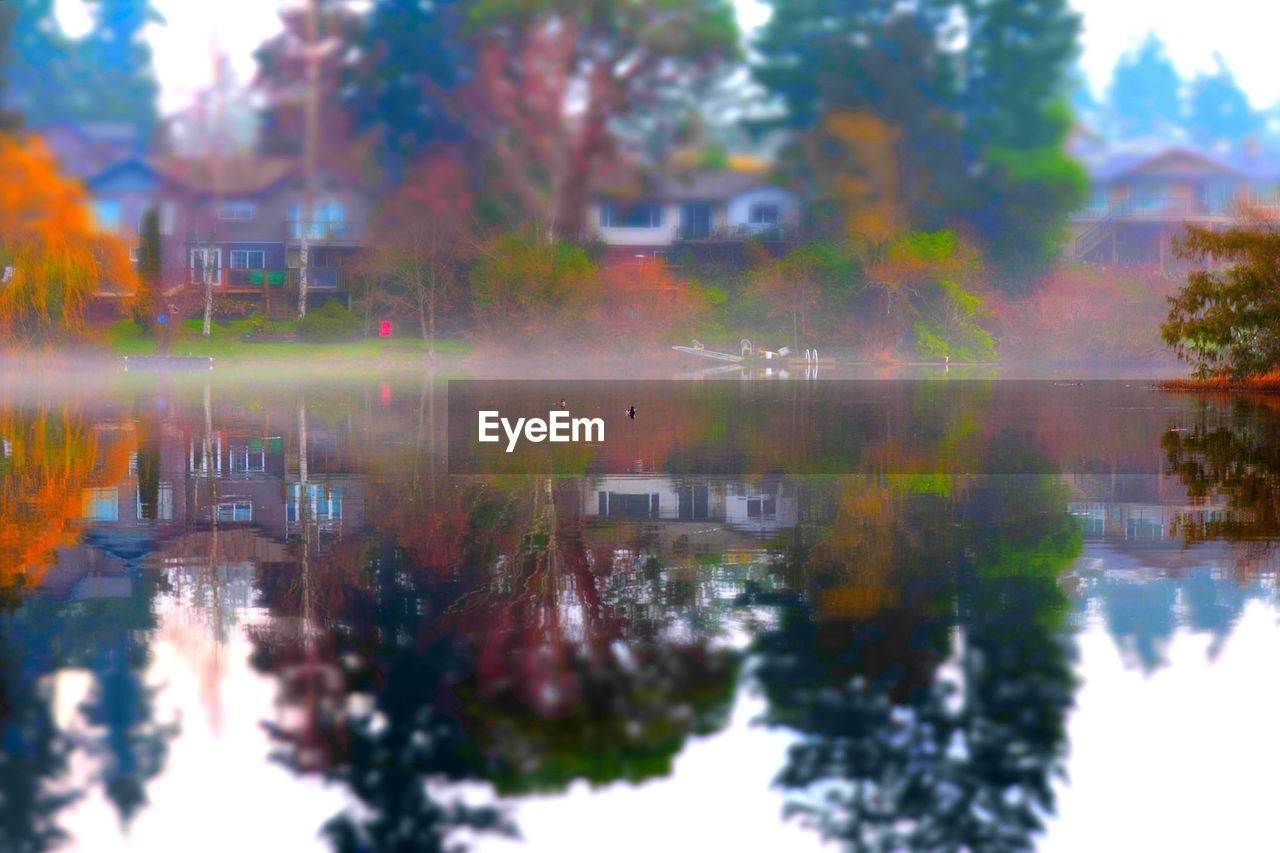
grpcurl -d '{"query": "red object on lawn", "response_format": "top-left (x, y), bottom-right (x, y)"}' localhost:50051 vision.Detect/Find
top-left (380, 321), bottom-right (392, 337)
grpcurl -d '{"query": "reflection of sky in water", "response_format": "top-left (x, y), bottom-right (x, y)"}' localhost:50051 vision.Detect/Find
top-left (40, 545), bottom-right (1280, 851)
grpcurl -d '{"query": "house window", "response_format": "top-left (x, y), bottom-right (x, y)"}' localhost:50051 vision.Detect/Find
top-left (746, 497), bottom-right (777, 519)
top-left (748, 203), bottom-right (780, 225)
top-left (216, 501), bottom-right (253, 523)
top-left (219, 200), bottom-right (257, 220)
top-left (602, 202), bottom-right (663, 228)
top-left (289, 200), bottom-right (348, 238)
top-left (287, 249), bottom-right (301, 269)
top-left (680, 202), bottom-right (713, 239)
top-left (129, 246), bottom-right (141, 265)
top-left (228, 440), bottom-right (266, 473)
top-left (82, 487), bottom-right (120, 522)
top-left (91, 200), bottom-right (122, 233)
top-left (229, 250), bottom-right (266, 269)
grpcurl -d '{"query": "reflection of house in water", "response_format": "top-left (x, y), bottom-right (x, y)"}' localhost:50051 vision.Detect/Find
top-left (583, 475), bottom-right (800, 539)
top-left (37, 410), bottom-right (363, 604)
top-left (1063, 470), bottom-right (1271, 673)
top-left (1064, 471), bottom-right (1227, 544)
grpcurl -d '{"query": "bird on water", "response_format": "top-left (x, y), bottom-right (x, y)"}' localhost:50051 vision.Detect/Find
top-left (626, 406), bottom-right (636, 419)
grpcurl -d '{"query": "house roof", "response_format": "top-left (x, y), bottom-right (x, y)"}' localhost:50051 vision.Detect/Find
top-left (150, 155), bottom-right (300, 195)
top-left (595, 166), bottom-right (786, 202)
top-left (32, 120), bottom-right (142, 148)
top-left (648, 170), bottom-right (780, 200)
top-left (1082, 142), bottom-right (1280, 183)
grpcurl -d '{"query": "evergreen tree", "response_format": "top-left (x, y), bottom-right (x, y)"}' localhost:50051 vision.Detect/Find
top-left (952, 0), bottom-right (1087, 282)
top-left (134, 206), bottom-right (162, 331)
top-left (342, 0), bottom-right (470, 178)
top-left (0, 3), bottom-right (21, 131)
top-left (753, 0), bottom-right (1086, 285)
top-left (1108, 32), bottom-right (1184, 139)
top-left (1187, 54), bottom-right (1262, 148)
top-left (1, 0), bottom-right (160, 138)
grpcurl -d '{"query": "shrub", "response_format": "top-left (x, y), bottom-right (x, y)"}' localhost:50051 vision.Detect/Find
top-left (213, 297), bottom-right (256, 322)
top-left (297, 300), bottom-right (363, 342)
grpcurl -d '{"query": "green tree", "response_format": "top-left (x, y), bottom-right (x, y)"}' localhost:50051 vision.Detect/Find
top-left (1, 0), bottom-right (161, 137)
top-left (753, 3), bottom-right (964, 233)
top-left (952, 0), bottom-right (1087, 280)
top-left (1186, 54), bottom-right (1262, 148)
top-left (1161, 210), bottom-right (1280, 378)
top-left (754, 0), bottom-right (1085, 284)
top-left (133, 206), bottom-right (162, 331)
top-left (469, 231), bottom-right (600, 346)
top-left (1108, 32), bottom-right (1183, 139)
top-left (342, 0), bottom-right (469, 177)
top-left (0, 3), bottom-right (21, 131)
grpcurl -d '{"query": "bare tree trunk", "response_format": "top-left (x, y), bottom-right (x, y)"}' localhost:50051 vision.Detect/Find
top-left (298, 0), bottom-right (321, 319)
top-left (428, 291), bottom-right (436, 361)
top-left (202, 239), bottom-right (214, 338)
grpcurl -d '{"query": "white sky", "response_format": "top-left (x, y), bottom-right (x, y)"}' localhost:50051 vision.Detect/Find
top-left (51, 0), bottom-right (1280, 116)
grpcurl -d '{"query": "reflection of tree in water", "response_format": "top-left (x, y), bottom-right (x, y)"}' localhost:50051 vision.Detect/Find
top-left (450, 482), bottom-right (739, 795)
top-left (0, 404), bottom-right (175, 848)
top-left (0, 562), bottom-right (176, 847)
top-left (749, 439), bottom-right (1081, 852)
top-left (1163, 397), bottom-right (1280, 550)
top-left (252, 473), bottom-right (743, 849)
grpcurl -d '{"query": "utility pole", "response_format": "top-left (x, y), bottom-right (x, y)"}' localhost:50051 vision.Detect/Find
top-left (297, 0), bottom-right (322, 319)
top-left (202, 40), bottom-right (229, 337)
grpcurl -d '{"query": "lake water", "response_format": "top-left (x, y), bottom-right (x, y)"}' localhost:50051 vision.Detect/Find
top-left (2, 375), bottom-right (1278, 852)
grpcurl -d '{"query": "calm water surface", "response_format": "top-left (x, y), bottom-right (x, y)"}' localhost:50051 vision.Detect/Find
top-left (2, 377), bottom-right (1278, 852)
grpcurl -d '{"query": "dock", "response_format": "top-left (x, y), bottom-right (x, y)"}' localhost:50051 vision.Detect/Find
top-left (123, 355), bottom-right (215, 372)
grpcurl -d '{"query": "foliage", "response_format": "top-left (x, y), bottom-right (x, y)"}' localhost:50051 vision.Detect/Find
top-left (598, 260), bottom-right (713, 346)
top-left (2, 0), bottom-right (161, 137)
top-left (343, 0), bottom-right (470, 175)
top-left (913, 278), bottom-right (998, 362)
top-left (0, 136), bottom-right (136, 342)
top-left (356, 181), bottom-right (475, 353)
top-left (1162, 210), bottom-right (1280, 378)
top-left (297, 299), bottom-right (364, 343)
top-left (468, 232), bottom-right (599, 346)
top-left (0, 3), bottom-right (20, 131)
top-left (754, 0), bottom-right (1084, 282)
top-left (996, 263), bottom-right (1179, 364)
top-left (0, 405), bottom-right (134, 599)
top-left (132, 206), bottom-right (161, 331)
top-left (747, 243), bottom-right (825, 352)
top-left (469, 0), bottom-right (739, 238)
top-left (1108, 32), bottom-right (1184, 139)
top-left (802, 111), bottom-right (908, 250)
top-left (1186, 54), bottom-right (1263, 148)
top-left (211, 297), bottom-right (256, 322)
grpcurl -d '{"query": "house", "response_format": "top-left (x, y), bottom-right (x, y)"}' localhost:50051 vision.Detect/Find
top-left (588, 169), bottom-right (798, 259)
top-left (72, 149), bottom-right (375, 310)
top-left (155, 155), bottom-right (376, 310)
top-left (581, 475), bottom-right (800, 538)
top-left (1069, 143), bottom-right (1280, 269)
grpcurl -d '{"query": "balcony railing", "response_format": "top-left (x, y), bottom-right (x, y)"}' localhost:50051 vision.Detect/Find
top-left (677, 223), bottom-right (789, 242)
top-left (285, 220), bottom-right (364, 243)
top-left (226, 268), bottom-right (288, 290)
top-left (1071, 198), bottom-right (1243, 221)
top-left (287, 268), bottom-right (341, 289)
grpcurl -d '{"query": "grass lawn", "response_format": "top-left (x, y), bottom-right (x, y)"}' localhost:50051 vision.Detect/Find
top-left (103, 318), bottom-right (473, 366)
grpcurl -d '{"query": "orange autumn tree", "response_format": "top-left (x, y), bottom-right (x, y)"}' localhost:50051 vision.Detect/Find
top-left (0, 406), bottom-right (136, 600)
top-left (0, 136), bottom-right (136, 341)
